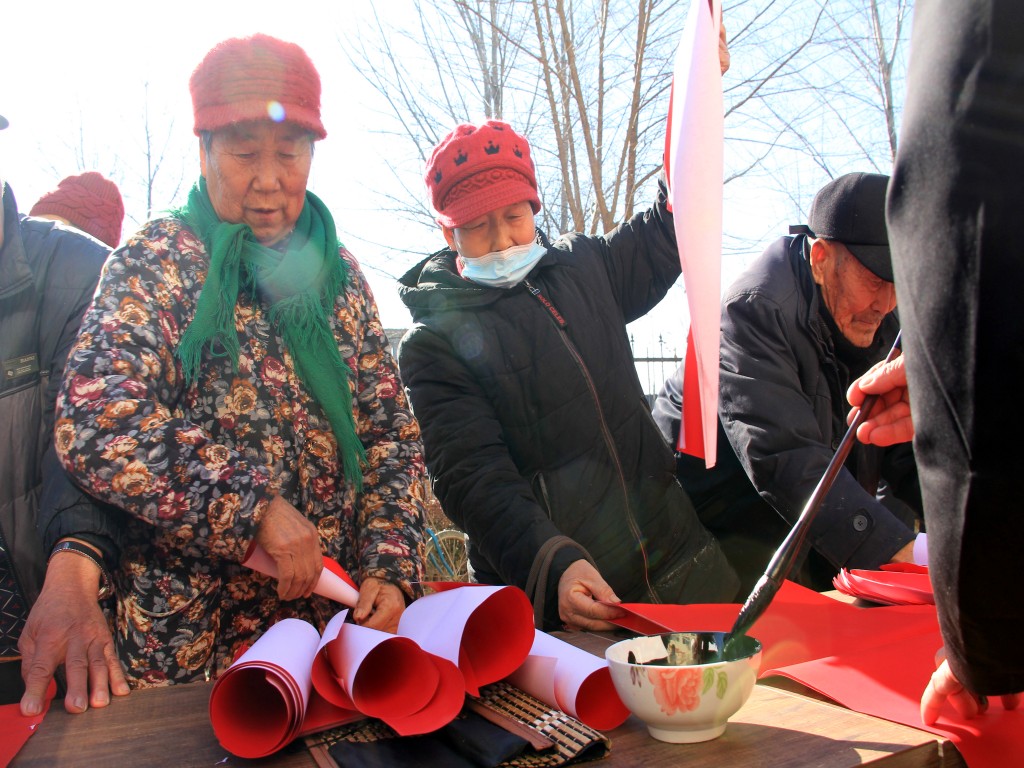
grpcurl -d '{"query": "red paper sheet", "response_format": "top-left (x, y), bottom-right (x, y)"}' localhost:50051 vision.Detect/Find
top-left (611, 581), bottom-right (1021, 767)
top-left (0, 680), bottom-right (55, 767)
top-left (613, 580), bottom-right (939, 670)
top-left (764, 630), bottom-right (1019, 768)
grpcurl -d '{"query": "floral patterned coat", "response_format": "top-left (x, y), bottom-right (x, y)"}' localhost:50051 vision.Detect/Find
top-left (54, 217), bottom-right (427, 687)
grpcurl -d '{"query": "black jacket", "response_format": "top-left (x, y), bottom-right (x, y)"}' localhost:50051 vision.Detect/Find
top-left (718, 234), bottom-right (919, 582)
top-left (652, 365), bottom-right (783, 595)
top-left (0, 183), bottom-right (120, 654)
top-left (398, 187), bottom-right (737, 628)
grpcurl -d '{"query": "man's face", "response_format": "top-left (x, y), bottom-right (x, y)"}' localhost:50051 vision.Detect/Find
top-left (199, 121), bottom-right (313, 246)
top-left (810, 239), bottom-right (896, 347)
top-left (441, 200), bottom-right (536, 259)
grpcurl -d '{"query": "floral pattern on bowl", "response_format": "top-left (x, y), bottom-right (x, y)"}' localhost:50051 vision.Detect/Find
top-left (606, 631), bottom-right (761, 743)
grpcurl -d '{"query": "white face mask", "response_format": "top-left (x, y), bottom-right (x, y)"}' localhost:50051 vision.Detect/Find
top-left (457, 241), bottom-right (547, 288)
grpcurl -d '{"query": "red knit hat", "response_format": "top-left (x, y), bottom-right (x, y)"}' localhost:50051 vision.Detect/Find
top-left (30, 172), bottom-right (124, 248)
top-left (190, 34), bottom-right (326, 139)
top-left (425, 120), bottom-right (540, 227)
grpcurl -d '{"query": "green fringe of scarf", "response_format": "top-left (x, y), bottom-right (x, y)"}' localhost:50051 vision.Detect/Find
top-left (172, 178), bottom-right (366, 490)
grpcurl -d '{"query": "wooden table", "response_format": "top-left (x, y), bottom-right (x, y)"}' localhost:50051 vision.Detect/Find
top-left (13, 635), bottom-right (966, 768)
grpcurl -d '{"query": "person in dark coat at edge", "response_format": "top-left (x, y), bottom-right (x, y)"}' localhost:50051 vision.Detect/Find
top-left (397, 117), bottom-right (739, 632)
top-left (715, 172), bottom-right (925, 592)
top-left (849, 0), bottom-right (1023, 726)
top-left (0, 112), bottom-right (129, 715)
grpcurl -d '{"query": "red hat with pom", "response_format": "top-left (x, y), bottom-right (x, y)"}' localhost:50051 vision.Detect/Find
top-left (30, 171), bottom-right (124, 248)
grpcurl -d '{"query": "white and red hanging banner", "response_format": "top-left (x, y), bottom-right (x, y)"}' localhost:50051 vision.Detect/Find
top-left (664, 0), bottom-right (724, 467)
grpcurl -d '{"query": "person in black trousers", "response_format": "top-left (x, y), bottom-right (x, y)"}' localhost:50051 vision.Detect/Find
top-left (851, 0), bottom-right (1024, 724)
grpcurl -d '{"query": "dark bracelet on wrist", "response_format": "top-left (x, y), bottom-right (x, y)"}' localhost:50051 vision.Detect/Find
top-left (48, 540), bottom-right (114, 600)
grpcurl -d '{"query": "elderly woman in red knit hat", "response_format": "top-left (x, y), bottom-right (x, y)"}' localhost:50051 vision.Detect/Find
top-left (397, 120), bottom-right (738, 632)
top-left (29, 34), bottom-right (427, 691)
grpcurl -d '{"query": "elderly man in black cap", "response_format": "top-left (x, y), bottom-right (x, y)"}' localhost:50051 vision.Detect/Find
top-left (704, 172), bottom-right (924, 591)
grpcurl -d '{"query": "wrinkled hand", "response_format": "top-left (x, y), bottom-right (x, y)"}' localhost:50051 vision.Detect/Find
top-left (255, 494), bottom-right (323, 601)
top-left (922, 655), bottom-right (1021, 725)
top-left (19, 553), bottom-right (128, 716)
top-left (847, 356), bottom-right (913, 447)
top-left (352, 578), bottom-right (406, 633)
top-left (557, 559), bottom-right (626, 631)
top-left (719, 20), bottom-right (730, 74)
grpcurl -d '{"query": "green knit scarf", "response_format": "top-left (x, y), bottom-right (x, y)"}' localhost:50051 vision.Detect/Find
top-left (173, 177), bottom-right (366, 490)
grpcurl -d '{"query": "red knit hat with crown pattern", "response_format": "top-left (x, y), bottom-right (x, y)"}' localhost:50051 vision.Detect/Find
top-left (425, 120), bottom-right (540, 227)
top-left (189, 34), bottom-right (326, 139)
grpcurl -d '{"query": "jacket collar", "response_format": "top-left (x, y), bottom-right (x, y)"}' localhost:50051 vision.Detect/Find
top-left (0, 183), bottom-right (34, 301)
top-left (398, 229), bottom-right (555, 318)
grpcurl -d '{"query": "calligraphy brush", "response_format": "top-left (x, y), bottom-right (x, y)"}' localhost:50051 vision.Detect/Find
top-left (726, 331), bottom-right (903, 646)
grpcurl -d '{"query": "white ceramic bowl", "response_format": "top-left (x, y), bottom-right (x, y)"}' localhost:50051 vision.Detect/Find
top-left (605, 631), bottom-right (761, 743)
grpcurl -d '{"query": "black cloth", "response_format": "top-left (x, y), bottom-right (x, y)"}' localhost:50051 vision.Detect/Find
top-left (328, 712), bottom-right (529, 768)
top-left (398, 183), bottom-right (738, 630)
top-left (0, 184), bottom-right (121, 655)
top-left (887, 0), bottom-right (1024, 695)
top-left (652, 366), bottom-right (791, 596)
top-left (717, 235), bottom-right (921, 589)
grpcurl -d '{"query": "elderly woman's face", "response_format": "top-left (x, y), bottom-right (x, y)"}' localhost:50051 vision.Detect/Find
top-left (199, 121), bottom-right (313, 245)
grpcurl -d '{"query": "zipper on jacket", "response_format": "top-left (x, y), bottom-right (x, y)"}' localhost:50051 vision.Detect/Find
top-left (522, 280), bottom-right (658, 602)
top-left (524, 281), bottom-right (567, 328)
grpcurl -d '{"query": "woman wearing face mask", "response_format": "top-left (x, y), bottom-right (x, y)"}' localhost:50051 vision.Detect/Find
top-left (398, 120), bottom-right (738, 633)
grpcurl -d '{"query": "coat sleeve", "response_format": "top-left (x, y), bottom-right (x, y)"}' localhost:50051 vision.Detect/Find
top-left (54, 223), bottom-right (274, 562)
top-left (584, 180), bottom-right (681, 324)
top-left (398, 325), bottom-right (585, 601)
top-left (35, 229), bottom-right (123, 563)
top-left (343, 252), bottom-right (427, 596)
top-left (718, 289), bottom-right (914, 570)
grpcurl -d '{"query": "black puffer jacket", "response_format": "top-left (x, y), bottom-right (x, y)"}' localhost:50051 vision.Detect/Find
top-left (398, 187), bottom-right (737, 627)
top-left (719, 234), bottom-right (920, 582)
top-left (0, 183), bottom-right (120, 654)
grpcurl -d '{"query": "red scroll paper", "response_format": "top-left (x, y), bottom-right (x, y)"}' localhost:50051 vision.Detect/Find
top-left (506, 629), bottom-right (630, 731)
top-left (243, 545), bottom-right (359, 607)
top-left (398, 585), bottom-right (536, 696)
top-left (209, 610), bottom-right (465, 758)
top-left (211, 584), bottom-right (633, 759)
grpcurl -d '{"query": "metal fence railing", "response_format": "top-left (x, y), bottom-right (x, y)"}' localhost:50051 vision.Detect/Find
top-left (386, 328), bottom-right (683, 401)
top-left (629, 334), bottom-right (682, 400)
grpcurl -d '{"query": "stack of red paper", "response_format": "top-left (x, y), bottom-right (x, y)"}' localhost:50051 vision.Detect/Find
top-left (833, 564), bottom-right (934, 606)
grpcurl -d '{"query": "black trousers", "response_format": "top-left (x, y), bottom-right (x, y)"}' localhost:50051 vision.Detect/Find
top-left (887, 0), bottom-right (1024, 695)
